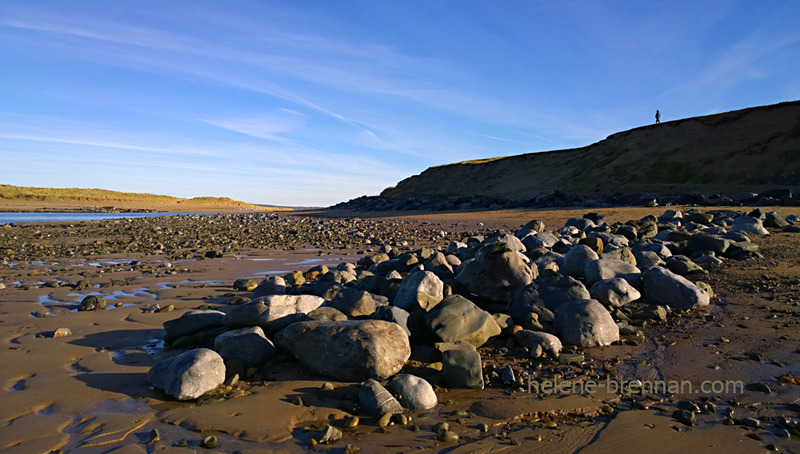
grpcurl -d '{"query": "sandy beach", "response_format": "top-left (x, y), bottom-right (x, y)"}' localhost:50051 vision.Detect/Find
top-left (2, 207), bottom-right (800, 453)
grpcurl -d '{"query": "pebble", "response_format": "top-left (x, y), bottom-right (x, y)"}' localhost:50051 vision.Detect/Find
top-left (319, 424), bottom-right (343, 444)
top-left (740, 417), bottom-right (761, 428)
top-left (672, 409), bottom-right (695, 427)
top-left (146, 429), bottom-right (161, 444)
top-left (200, 435), bottom-right (218, 449)
top-left (434, 422), bottom-right (449, 434)
top-left (439, 431), bottom-right (459, 443)
top-left (344, 415), bottom-right (360, 428)
top-left (52, 327), bottom-right (72, 338)
top-left (377, 412), bottom-right (394, 428)
top-left (478, 423), bottom-right (489, 433)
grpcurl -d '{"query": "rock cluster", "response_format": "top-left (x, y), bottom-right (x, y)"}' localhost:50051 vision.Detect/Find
top-left (148, 208), bottom-right (788, 425)
top-left (332, 189), bottom-right (800, 212)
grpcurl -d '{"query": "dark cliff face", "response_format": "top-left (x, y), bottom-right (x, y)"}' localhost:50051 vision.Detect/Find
top-left (380, 100), bottom-right (800, 201)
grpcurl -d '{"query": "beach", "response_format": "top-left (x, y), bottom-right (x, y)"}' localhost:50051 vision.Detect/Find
top-left (2, 207), bottom-right (800, 453)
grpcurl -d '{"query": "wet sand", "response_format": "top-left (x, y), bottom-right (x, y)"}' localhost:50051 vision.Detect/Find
top-left (2, 207), bottom-right (800, 453)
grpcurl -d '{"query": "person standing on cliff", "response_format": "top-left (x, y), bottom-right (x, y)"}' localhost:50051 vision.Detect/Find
top-left (655, 109), bottom-right (661, 123)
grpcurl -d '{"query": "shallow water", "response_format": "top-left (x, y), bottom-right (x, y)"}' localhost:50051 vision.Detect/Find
top-left (0, 212), bottom-right (208, 225)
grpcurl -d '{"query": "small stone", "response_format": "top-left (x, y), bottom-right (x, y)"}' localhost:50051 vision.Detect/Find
top-left (344, 415), bottom-right (360, 428)
top-left (52, 327), bottom-right (72, 338)
top-left (319, 424), bottom-right (343, 444)
top-left (544, 421), bottom-right (558, 428)
top-left (745, 382), bottom-right (772, 393)
top-left (377, 412), bottom-right (394, 428)
top-left (434, 422), bottom-right (449, 434)
top-left (438, 431), bottom-right (459, 443)
top-left (147, 429), bottom-right (161, 445)
top-left (79, 295), bottom-right (107, 311)
top-left (740, 417), bottom-right (761, 428)
top-left (200, 435), bottom-right (218, 449)
top-left (392, 413), bottom-right (408, 425)
top-left (321, 382), bottom-right (335, 391)
top-left (158, 304), bottom-right (175, 313)
top-left (676, 400), bottom-right (700, 413)
top-left (478, 423), bottom-right (489, 433)
top-left (345, 444), bottom-right (361, 454)
top-left (672, 409), bottom-right (695, 426)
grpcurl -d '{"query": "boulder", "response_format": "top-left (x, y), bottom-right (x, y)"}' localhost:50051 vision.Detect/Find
top-left (554, 299), bottom-right (619, 347)
top-left (514, 330), bottom-right (562, 357)
top-left (455, 240), bottom-right (536, 304)
top-left (589, 277), bottom-right (641, 308)
top-left (687, 234), bottom-right (730, 255)
top-left (359, 379), bottom-right (403, 417)
top-left (163, 310), bottom-right (226, 344)
top-left (441, 348), bottom-right (483, 389)
top-left (223, 294), bottom-right (325, 335)
top-left (642, 267), bottom-right (710, 309)
top-left (327, 290), bottom-right (378, 318)
top-left (213, 326), bottom-right (275, 369)
top-left (729, 216), bottom-right (769, 236)
top-left (633, 250), bottom-right (664, 269)
top-left (233, 278), bottom-right (258, 291)
top-left (389, 374), bottom-right (438, 410)
top-left (424, 295), bottom-right (501, 348)
top-left (563, 244), bottom-right (599, 278)
top-left (79, 295), bottom-right (107, 311)
top-left (252, 276), bottom-right (287, 297)
top-left (665, 255), bottom-right (705, 275)
top-left (393, 271), bottom-right (444, 312)
top-left (584, 259), bottom-right (641, 288)
top-left (148, 348), bottom-right (225, 401)
top-left (509, 274), bottom-right (589, 319)
top-left (370, 305), bottom-right (412, 337)
top-left (307, 306), bottom-right (349, 322)
top-left (281, 320), bottom-right (410, 381)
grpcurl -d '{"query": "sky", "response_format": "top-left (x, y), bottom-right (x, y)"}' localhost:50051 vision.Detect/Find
top-left (1, 1), bottom-right (799, 207)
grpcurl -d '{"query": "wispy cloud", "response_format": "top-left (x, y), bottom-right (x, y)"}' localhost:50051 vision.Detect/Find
top-left (200, 109), bottom-right (305, 143)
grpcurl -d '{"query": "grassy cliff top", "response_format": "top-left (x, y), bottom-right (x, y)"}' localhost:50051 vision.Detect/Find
top-left (382, 100), bottom-right (800, 200)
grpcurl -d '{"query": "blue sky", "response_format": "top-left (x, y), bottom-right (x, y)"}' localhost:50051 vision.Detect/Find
top-left (1, 1), bottom-right (799, 206)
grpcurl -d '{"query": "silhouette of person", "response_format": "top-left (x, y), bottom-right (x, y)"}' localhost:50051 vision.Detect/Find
top-left (655, 110), bottom-right (661, 123)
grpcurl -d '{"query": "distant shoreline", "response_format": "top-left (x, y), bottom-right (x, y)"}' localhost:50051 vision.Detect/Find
top-left (0, 199), bottom-right (284, 214)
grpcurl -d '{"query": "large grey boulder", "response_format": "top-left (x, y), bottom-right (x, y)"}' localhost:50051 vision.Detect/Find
top-left (359, 379), bottom-right (403, 417)
top-left (252, 275), bottom-right (287, 297)
top-left (393, 270), bottom-right (444, 312)
top-left (163, 310), bottom-right (225, 344)
top-left (514, 330), bottom-right (562, 357)
top-left (455, 239), bottom-right (536, 304)
top-left (554, 299), bottom-right (619, 347)
top-left (281, 320), bottom-right (410, 381)
top-left (522, 230), bottom-right (559, 249)
top-left (729, 216), bottom-right (769, 236)
top-left (509, 274), bottom-right (589, 320)
top-left (533, 251), bottom-right (564, 273)
top-left (587, 232), bottom-right (629, 251)
top-left (584, 259), bottom-right (641, 287)
top-left (687, 234), bottom-right (731, 255)
top-left (642, 267), bottom-right (710, 310)
top-left (213, 326), bottom-right (275, 369)
top-left (563, 244), bottom-right (599, 278)
top-left (389, 374), bottom-right (438, 410)
top-left (148, 348), bottom-right (225, 401)
top-left (441, 348), bottom-right (483, 389)
top-left (424, 295), bottom-right (501, 348)
top-left (590, 277), bottom-right (641, 308)
top-left (370, 305), bottom-right (412, 337)
top-left (327, 290), bottom-right (378, 318)
top-left (223, 294), bottom-right (325, 335)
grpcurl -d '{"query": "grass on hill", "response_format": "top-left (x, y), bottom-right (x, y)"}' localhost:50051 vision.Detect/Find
top-left (0, 184), bottom-right (263, 208)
